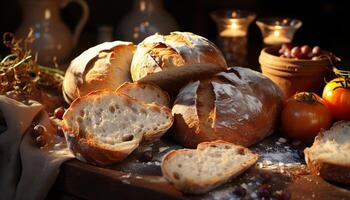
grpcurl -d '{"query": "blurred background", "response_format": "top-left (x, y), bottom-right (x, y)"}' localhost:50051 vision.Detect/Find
top-left (0, 0), bottom-right (349, 67)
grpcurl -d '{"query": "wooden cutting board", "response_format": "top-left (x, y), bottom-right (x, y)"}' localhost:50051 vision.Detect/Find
top-left (50, 136), bottom-right (350, 200)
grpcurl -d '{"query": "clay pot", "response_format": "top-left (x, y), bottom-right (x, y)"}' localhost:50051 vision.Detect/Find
top-left (259, 47), bottom-right (334, 99)
top-left (16, 0), bottom-right (89, 66)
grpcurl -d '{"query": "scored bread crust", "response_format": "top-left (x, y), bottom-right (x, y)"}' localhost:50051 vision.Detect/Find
top-left (304, 121), bottom-right (350, 184)
top-left (115, 82), bottom-right (170, 107)
top-left (63, 41), bottom-right (136, 104)
top-left (172, 67), bottom-right (283, 148)
top-left (161, 140), bottom-right (259, 194)
top-left (130, 32), bottom-right (227, 93)
top-left (62, 90), bottom-right (174, 166)
top-left (171, 81), bottom-right (210, 148)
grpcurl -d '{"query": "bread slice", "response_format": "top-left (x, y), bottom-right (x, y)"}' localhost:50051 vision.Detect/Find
top-left (62, 90), bottom-right (174, 166)
top-left (304, 121), bottom-right (350, 184)
top-left (116, 82), bottom-right (170, 107)
top-left (161, 141), bottom-right (259, 194)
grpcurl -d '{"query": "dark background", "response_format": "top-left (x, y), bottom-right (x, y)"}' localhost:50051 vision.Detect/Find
top-left (0, 0), bottom-right (349, 65)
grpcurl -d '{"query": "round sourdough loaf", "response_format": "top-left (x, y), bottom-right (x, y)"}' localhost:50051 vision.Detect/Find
top-left (172, 67), bottom-right (283, 148)
top-left (130, 32), bottom-right (227, 93)
top-left (63, 41), bottom-right (136, 103)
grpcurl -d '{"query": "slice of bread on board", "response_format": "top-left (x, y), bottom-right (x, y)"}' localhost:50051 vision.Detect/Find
top-left (304, 121), bottom-right (350, 185)
top-left (62, 90), bottom-right (173, 166)
top-left (161, 140), bottom-right (259, 194)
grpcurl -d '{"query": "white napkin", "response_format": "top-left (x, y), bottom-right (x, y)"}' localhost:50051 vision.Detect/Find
top-left (0, 96), bottom-right (74, 200)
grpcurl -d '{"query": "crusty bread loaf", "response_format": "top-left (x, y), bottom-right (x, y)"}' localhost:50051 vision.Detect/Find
top-left (116, 82), bottom-right (170, 107)
top-left (130, 32), bottom-right (227, 93)
top-left (304, 121), bottom-right (350, 185)
top-left (62, 90), bottom-right (174, 165)
top-left (161, 140), bottom-right (259, 194)
top-left (63, 41), bottom-right (136, 104)
top-left (172, 67), bottom-right (283, 148)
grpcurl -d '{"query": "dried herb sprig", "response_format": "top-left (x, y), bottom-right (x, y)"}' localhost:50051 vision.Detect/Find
top-left (0, 29), bottom-right (64, 101)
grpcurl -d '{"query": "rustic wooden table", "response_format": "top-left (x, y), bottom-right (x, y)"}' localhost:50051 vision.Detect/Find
top-left (48, 136), bottom-right (350, 200)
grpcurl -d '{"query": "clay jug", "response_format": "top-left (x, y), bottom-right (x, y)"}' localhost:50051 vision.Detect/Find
top-left (16, 0), bottom-right (89, 66)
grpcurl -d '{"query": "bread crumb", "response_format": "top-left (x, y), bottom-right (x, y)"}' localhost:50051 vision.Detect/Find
top-left (250, 192), bottom-right (258, 198)
top-left (121, 173), bottom-right (131, 179)
top-left (121, 179), bottom-right (131, 184)
top-left (278, 138), bottom-right (287, 143)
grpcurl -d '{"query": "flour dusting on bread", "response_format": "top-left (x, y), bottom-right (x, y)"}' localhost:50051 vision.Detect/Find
top-left (172, 81), bottom-right (200, 128)
top-left (161, 141), bottom-right (259, 194)
top-left (212, 81), bottom-right (262, 129)
top-left (131, 32), bottom-right (227, 90)
top-left (175, 81), bottom-right (200, 105)
top-left (140, 32), bottom-right (218, 63)
top-left (172, 67), bottom-right (282, 148)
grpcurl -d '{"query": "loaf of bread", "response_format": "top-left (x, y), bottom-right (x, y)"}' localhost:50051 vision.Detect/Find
top-left (161, 140), bottom-right (259, 194)
top-left (116, 82), bottom-right (170, 107)
top-left (172, 67), bottom-right (283, 148)
top-left (304, 121), bottom-right (350, 185)
top-left (63, 41), bottom-right (135, 104)
top-left (62, 90), bottom-right (173, 165)
top-left (130, 32), bottom-right (227, 93)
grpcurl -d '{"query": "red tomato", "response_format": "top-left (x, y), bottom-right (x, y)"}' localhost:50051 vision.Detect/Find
top-left (322, 77), bottom-right (350, 120)
top-left (281, 92), bottom-right (333, 144)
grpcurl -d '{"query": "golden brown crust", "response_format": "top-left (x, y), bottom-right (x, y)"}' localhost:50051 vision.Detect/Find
top-left (172, 114), bottom-right (209, 149)
top-left (172, 81), bottom-right (204, 148)
top-left (172, 67), bottom-right (283, 148)
top-left (131, 32), bottom-right (227, 94)
top-left (63, 42), bottom-right (135, 104)
top-left (64, 131), bottom-right (136, 166)
top-left (306, 158), bottom-right (350, 185)
top-left (304, 121), bottom-right (350, 185)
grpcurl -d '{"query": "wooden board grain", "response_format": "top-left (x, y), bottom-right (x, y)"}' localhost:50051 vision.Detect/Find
top-left (51, 136), bottom-right (350, 200)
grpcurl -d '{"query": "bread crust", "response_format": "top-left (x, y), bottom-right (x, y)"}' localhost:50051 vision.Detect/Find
top-left (63, 41), bottom-right (136, 104)
top-left (172, 81), bottom-right (207, 148)
top-left (64, 132), bottom-right (138, 166)
top-left (306, 159), bottom-right (350, 185)
top-left (62, 90), bottom-right (173, 166)
top-left (172, 67), bottom-right (283, 148)
top-left (304, 121), bottom-right (350, 185)
top-left (131, 32), bottom-right (227, 93)
top-left (161, 140), bottom-right (259, 194)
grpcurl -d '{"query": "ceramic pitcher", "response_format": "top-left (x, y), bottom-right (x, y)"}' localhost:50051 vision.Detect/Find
top-left (117, 0), bottom-right (178, 43)
top-left (16, 0), bottom-right (89, 66)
